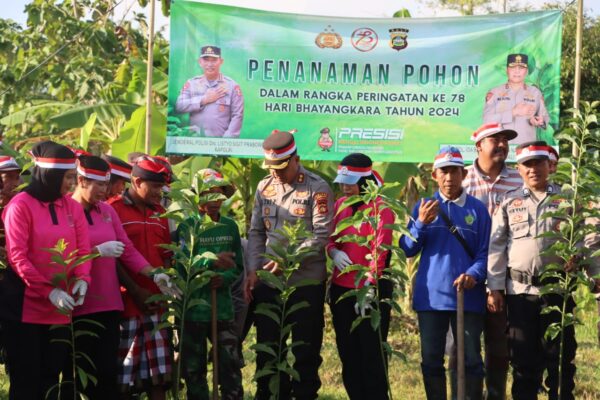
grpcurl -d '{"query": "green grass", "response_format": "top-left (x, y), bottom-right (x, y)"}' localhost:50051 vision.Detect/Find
top-left (239, 304), bottom-right (600, 399)
top-left (0, 303), bottom-right (598, 399)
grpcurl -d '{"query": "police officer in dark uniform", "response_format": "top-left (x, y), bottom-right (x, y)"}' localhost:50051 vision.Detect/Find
top-left (483, 54), bottom-right (549, 145)
top-left (175, 46), bottom-right (244, 138)
top-left (244, 130), bottom-right (334, 399)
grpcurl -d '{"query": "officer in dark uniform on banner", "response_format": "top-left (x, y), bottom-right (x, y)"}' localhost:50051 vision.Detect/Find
top-left (175, 46), bottom-right (244, 138)
top-left (483, 54), bottom-right (549, 145)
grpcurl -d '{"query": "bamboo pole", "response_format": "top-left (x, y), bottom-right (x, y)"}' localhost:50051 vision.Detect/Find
top-left (144, 0), bottom-right (156, 155)
top-left (572, 0), bottom-right (583, 185)
top-left (457, 288), bottom-right (465, 400)
top-left (211, 286), bottom-right (219, 400)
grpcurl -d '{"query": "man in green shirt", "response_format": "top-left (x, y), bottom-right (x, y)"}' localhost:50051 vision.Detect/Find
top-left (176, 168), bottom-right (243, 400)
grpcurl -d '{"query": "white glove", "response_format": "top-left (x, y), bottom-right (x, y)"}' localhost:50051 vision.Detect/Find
top-left (354, 286), bottom-right (375, 317)
top-left (49, 288), bottom-right (76, 312)
top-left (96, 241), bottom-right (125, 257)
top-left (153, 273), bottom-right (182, 298)
top-left (330, 248), bottom-right (352, 273)
top-left (71, 280), bottom-right (88, 306)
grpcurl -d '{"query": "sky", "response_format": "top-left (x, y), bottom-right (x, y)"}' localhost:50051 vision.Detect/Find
top-left (2, 0), bottom-right (600, 32)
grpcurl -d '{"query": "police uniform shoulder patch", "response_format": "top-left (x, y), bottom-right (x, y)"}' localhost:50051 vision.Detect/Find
top-left (234, 85), bottom-right (242, 97)
top-left (315, 192), bottom-right (329, 214)
top-left (183, 81), bottom-right (190, 91)
top-left (486, 91), bottom-right (493, 103)
top-left (314, 192), bottom-right (329, 202)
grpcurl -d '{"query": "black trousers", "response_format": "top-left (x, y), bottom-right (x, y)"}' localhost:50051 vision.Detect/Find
top-left (2, 319), bottom-right (70, 400)
top-left (506, 294), bottom-right (577, 400)
top-left (252, 282), bottom-right (325, 400)
top-left (329, 283), bottom-right (392, 400)
top-left (61, 311), bottom-right (121, 399)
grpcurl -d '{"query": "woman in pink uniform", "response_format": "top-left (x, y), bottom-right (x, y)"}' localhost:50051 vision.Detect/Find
top-left (327, 153), bottom-right (395, 400)
top-left (0, 141), bottom-right (91, 399)
top-left (69, 155), bottom-right (176, 399)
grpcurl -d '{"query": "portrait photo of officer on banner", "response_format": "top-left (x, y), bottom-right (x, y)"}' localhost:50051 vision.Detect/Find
top-left (172, 45), bottom-right (245, 139)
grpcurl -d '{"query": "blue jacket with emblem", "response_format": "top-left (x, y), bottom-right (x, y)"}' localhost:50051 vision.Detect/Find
top-left (399, 190), bottom-right (491, 313)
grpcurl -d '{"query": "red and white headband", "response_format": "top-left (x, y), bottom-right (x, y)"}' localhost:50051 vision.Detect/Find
top-left (337, 164), bottom-right (372, 178)
top-left (32, 155), bottom-right (77, 169)
top-left (264, 140), bottom-right (297, 161)
top-left (109, 163), bottom-right (131, 179)
top-left (433, 151), bottom-right (464, 169)
top-left (471, 123), bottom-right (503, 142)
top-left (373, 170), bottom-right (384, 187)
top-left (77, 165), bottom-right (110, 181)
top-left (515, 145), bottom-right (549, 162)
top-left (0, 156), bottom-right (20, 170)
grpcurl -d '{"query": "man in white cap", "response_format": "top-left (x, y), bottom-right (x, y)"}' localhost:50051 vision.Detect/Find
top-left (400, 146), bottom-right (491, 400)
top-left (461, 123), bottom-right (522, 400)
top-left (487, 141), bottom-right (577, 400)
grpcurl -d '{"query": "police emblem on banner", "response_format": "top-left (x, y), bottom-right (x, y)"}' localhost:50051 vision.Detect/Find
top-left (389, 28), bottom-right (409, 51)
top-left (351, 27), bottom-right (378, 52)
top-left (315, 25), bottom-right (343, 49)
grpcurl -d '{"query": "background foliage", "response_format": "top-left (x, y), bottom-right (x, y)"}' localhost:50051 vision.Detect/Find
top-left (0, 0), bottom-right (599, 398)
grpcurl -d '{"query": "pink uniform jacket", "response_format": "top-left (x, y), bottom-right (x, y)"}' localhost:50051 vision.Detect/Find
top-left (3, 192), bottom-right (92, 324)
top-left (327, 197), bottom-right (395, 288)
top-left (73, 202), bottom-right (148, 317)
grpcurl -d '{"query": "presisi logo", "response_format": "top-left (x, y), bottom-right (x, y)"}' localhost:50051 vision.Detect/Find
top-left (338, 128), bottom-right (404, 140)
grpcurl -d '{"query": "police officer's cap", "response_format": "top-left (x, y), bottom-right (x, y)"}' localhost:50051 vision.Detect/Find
top-left (262, 130), bottom-right (297, 170)
top-left (507, 54), bottom-right (528, 68)
top-left (515, 141), bottom-right (549, 164)
top-left (200, 46), bottom-right (221, 58)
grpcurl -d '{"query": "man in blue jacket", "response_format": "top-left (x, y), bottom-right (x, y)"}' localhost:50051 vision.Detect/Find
top-left (400, 146), bottom-right (491, 400)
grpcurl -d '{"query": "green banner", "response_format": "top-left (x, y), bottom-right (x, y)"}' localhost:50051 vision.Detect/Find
top-left (167, 1), bottom-right (562, 162)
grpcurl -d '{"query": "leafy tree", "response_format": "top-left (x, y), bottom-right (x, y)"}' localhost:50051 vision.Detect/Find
top-left (421, 0), bottom-right (493, 15)
top-left (552, 3), bottom-right (600, 114)
top-left (0, 0), bottom-right (168, 155)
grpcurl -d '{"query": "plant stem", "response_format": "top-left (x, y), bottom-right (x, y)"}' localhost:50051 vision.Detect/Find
top-left (70, 315), bottom-right (77, 400)
top-left (556, 117), bottom-right (586, 398)
top-left (372, 200), bottom-right (393, 400)
top-left (174, 221), bottom-right (197, 399)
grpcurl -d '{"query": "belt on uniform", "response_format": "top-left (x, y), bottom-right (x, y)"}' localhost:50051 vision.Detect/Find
top-left (508, 268), bottom-right (541, 287)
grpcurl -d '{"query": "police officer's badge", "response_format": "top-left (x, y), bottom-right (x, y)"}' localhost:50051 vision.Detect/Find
top-left (389, 28), bottom-right (409, 51)
top-left (315, 25), bottom-right (343, 49)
